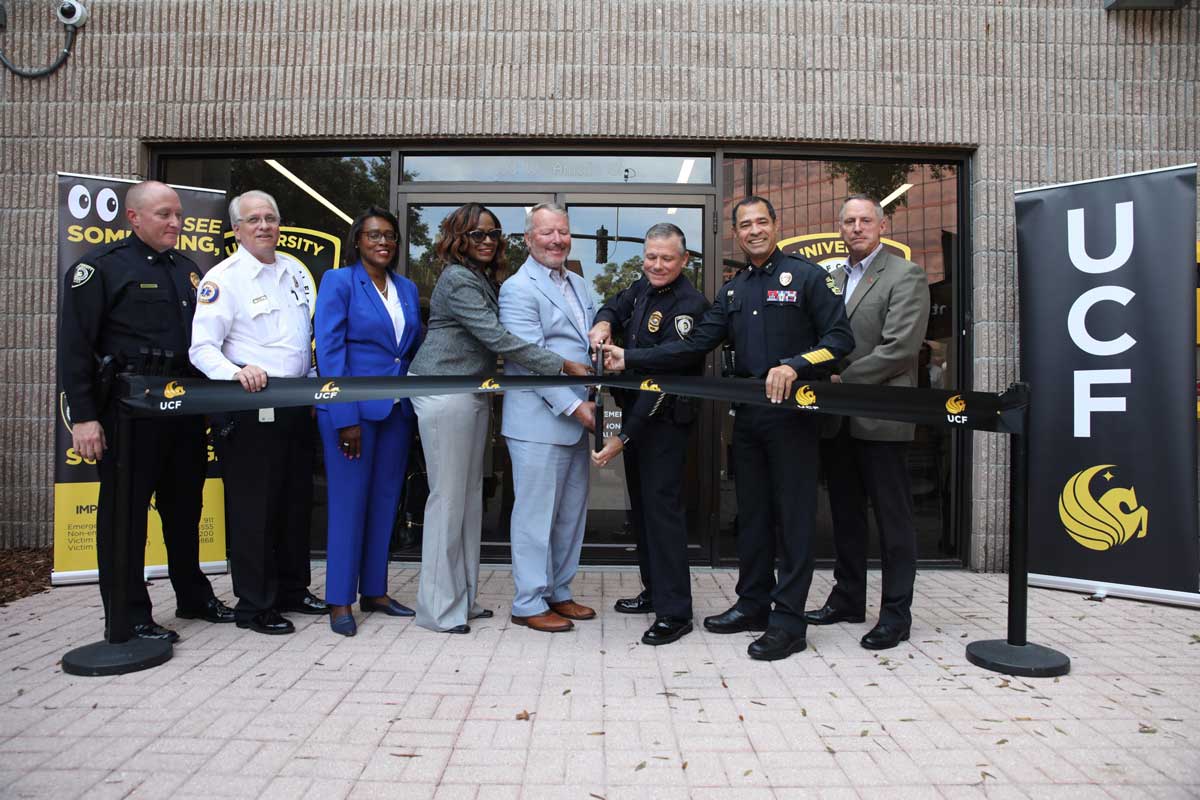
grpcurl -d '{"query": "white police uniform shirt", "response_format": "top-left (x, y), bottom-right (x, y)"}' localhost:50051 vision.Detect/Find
top-left (190, 246), bottom-right (316, 379)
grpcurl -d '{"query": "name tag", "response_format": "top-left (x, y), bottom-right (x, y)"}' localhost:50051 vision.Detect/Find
top-left (258, 407), bottom-right (275, 423)
top-left (139, 283), bottom-right (159, 289)
top-left (252, 295), bottom-right (268, 304)
top-left (766, 290), bottom-right (798, 303)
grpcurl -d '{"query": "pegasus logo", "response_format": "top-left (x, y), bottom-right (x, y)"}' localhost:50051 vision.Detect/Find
top-left (1058, 464), bottom-right (1148, 551)
top-left (945, 394), bottom-right (968, 424)
top-left (794, 385), bottom-right (816, 406)
top-left (480, 378), bottom-right (501, 390)
top-left (164, 381), bottom-right (186, 399)
top-left (640, 379), bottom-right (662, 392)
top-left (314, 381), bottom-right (340, 400)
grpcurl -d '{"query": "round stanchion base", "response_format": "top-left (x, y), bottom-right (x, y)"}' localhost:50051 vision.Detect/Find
top-left (965, 639), bottom-right (1071, 678)
top-left (61, 638), bottom-right (173, 677)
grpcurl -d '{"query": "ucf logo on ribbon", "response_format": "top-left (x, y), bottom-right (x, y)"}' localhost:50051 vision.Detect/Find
top-left (793, 384), bottom-right (817, 408)
top-left (164, 381), bottom-right (186, 399)
top-left (1058, 464), bottom-right (1148, 551)
top-left (639, 379), bottom-right (662, 392)
top-left (314, 381), bottom-right (340, 400)
top-left (479, 378), bottom-right (501, 390)
top-left (945, 394), bottom-right (968, 424)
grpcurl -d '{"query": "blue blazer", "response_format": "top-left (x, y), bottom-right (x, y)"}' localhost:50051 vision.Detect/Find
top-left (498, 258), bottom-right (596, 446)
top-left (314, 262), bottom-right (422, 430)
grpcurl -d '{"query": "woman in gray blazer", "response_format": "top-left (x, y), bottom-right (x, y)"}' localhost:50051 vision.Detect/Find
top-left (409, 203), bottom-right (591, 633)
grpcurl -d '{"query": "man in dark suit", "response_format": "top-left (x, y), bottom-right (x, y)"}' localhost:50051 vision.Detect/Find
top-left (589, 223), bottom-right (710, 646)
top-left (804, 194), bottom-right (931, 650)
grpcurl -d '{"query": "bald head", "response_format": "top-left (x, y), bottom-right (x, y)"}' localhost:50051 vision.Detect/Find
top-left (126, 180), bottom-right (183, 253)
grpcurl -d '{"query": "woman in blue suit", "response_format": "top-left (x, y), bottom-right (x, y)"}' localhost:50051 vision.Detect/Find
top-left (315, 207), bottom-right (422, 636)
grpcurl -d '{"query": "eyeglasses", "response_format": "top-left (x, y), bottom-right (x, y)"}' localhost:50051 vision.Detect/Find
top-left (465, 228), bottom-right (504, 243)
top-left (241, 214), bottom-right (280, 227)
top-left (362, 231), bottom-right (399, 243)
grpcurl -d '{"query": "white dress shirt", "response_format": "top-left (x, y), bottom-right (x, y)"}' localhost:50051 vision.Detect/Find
top-left (843, 243), bottom-right (884, 306)
top-left (375, 279), bottom-right (407, 345)
top-left (190, 246), bottom-right (315, 379)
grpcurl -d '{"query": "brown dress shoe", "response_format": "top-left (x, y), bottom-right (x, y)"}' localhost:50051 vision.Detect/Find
top-left (511, 610), bottom-right (574, 632)
top-left (549, 600), bottom-right (596, 620)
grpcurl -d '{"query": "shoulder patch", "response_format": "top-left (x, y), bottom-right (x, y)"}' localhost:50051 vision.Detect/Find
top-left (198, 281), bottom-right (220, 304)
top-left (825, 275), bottom-right (842, 296)
top-left (674, 315), bottom-right (693, 338)
top-left (71, 263), bottom-right (95, 288)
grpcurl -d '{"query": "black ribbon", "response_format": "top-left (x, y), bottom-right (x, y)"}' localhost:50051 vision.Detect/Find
top-left (124, 374), bottom-right (1027, 434)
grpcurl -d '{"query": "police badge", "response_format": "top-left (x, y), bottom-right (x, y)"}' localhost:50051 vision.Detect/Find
top-left (71, 263), bottom-right (95, 288)
top-left (779, 272), bottom-right (793, 286)
top-left (647, 310), bottom-right (663, 333)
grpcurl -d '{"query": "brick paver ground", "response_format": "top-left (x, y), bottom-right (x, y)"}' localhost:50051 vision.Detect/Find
top-left (1, 566), bottom-right (1197, 799)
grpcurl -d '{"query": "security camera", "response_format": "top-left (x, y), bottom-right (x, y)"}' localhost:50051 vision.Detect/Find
top-left (56, 0), bottom-right (89, 27)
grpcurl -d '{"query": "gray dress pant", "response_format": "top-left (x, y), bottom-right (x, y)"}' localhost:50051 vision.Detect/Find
top-left (411, 389), bottom-right (491, 631)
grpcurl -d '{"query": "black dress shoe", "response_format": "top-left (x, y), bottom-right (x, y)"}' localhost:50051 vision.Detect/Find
top-left (703, 606), bottom-right (769, 634)
top-left (614, 591), bottom-right (654, 614)
top-left (642, 616), bottom-right (693, 646)
top-left (445, 624), bottom-right (471, 634)
top-left (747, 627), bottom-right (807, 661)
top-left (237, 610), bottom-right (296, 635)
top-left (469, 608), bottom-right (494, 620)
top-left (861, 623), bottom-right (910, 650)
top-left (129, 623), bottom-right (180, 644)
top-left (803, 603), bottom-right (866, 626)
top-left (359, 597), bottom-right (415, 617)
top-left (279, 591), bottom-right (328, 615)
top-left (176, 597), bottom-right (236, 624)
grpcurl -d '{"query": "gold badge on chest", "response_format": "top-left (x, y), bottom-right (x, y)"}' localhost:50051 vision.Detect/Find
top-left (647, 310), bottom-right (663, 333)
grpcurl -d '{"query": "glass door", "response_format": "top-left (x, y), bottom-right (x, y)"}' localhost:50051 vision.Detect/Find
top-left (562, 194), bottom-right (717, 565)
top-left (397, 192), bottom-right (720, 567)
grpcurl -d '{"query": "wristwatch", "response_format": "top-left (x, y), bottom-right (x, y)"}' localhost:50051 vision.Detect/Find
top-left (617, 433), bottom-right (631, 448)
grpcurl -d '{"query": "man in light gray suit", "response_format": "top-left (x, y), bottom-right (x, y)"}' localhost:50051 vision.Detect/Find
top-left (805, 194), bottom-right (930, 651)
top-left (499, 202), bottom-right (598, 633)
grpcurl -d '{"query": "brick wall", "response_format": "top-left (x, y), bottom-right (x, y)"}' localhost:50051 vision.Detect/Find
top-left (2, 1), bottom-right (1197, 566)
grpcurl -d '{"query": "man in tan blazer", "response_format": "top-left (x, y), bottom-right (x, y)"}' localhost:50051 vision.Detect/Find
top-left (805, 194), bottom-right (931, 650)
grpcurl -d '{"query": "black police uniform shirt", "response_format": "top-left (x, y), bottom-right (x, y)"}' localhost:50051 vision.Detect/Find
top-left (58, 234), bottom-right (202, 423)
top-left (594, 273), bottom-right (710, 442)
top-left (624, 249), bottom-right (854, 381)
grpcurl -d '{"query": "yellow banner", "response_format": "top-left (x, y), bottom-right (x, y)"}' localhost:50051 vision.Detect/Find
top-left (52, 479), bottom-right (227, 581)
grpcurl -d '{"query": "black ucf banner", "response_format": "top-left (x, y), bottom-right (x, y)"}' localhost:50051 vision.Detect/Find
top-left (53, 173), bottom-right (230, 584)
top-left (1017, 164), bottom-right (1198, 601)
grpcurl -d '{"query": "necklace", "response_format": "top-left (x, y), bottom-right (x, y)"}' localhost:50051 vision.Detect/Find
top-left (375, 279), bottom-right (388, 299)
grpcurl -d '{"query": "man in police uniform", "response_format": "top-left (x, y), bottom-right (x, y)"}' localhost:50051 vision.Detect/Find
top-left (805, 195), bottom-right (930, 650)
top-left (58, 180), bottom-right (235, 643)
top-left (604, 196), bottom-right (854, 661)
top-left (190, 190), bottom-right (327, 635)
top-left (588, 223), bottom-right (710, 646)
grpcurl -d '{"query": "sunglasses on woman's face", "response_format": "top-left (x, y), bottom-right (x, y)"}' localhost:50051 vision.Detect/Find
top-left (465, 228), bottom-right (504, 243)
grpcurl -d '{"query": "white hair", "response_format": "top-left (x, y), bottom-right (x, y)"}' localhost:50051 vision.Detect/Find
top-left (840, 194), bottom-right (884, 223)
top-left (524, 201), bottom-right (569, 233)
top-left (229, 190), bottom-right (281, 226)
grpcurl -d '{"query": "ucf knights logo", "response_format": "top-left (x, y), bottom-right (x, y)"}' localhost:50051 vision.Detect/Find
top-left (945, 394), bottom-right (968, 424)
top-left (160, 381), bottom-right (186, 411)
top-left (314, 381), bottom-right (340, 400)
top-left (1058, 464), bottom-right (1148, 551)
top-left (793, 384), bottom-right (818, 409)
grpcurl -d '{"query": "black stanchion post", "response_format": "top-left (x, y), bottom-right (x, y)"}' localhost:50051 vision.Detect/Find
top-left (966, 383), bottom-right (1070, 677)
top-left (62, 382), bottom-right (173, 676)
